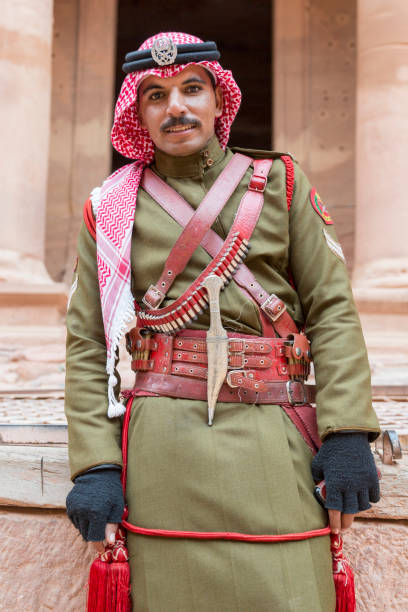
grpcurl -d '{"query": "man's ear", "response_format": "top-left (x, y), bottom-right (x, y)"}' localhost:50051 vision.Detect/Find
top-left (214, 86), bottom-right (223, 118)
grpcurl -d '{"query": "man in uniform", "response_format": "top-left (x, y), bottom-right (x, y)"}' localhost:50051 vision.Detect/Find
top-left (65, 32), bottom-right (380, 611)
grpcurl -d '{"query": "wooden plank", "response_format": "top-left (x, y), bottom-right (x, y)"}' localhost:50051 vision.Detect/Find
top-left (0, 444), bottom-right (407, 517)
top-left (359, 454), bottom-right (408, 520)
top-left (0, 446), bottom-right (71, 508)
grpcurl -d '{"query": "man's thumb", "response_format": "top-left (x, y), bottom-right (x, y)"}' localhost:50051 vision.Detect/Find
top-left (105, 522), bottom-right (118, 544)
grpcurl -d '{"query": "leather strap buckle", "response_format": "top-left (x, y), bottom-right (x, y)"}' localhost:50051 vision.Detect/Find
top-left (248, 175), bottom-right (267, 193)
top-left (261, 294), bottom-right (287, 322)
top-left (286, 380), bottom-right (306, 405)
top-left (142, 284), bottom-right (166, 309)
top-left (226, 369), bottom-right (248, 388)
top-left (228, 339), bottom-right (245, 369)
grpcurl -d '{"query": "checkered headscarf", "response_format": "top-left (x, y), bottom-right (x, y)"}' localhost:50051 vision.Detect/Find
top-left (111, 32), bottom-right (241, 161)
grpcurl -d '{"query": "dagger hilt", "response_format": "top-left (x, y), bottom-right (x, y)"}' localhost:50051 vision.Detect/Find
top-left (203, 274), bottom-right (225, 337)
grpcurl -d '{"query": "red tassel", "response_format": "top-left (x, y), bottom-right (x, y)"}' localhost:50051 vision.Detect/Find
top-left (87, 528), bottom-right (131, 612)
top-left (331, 534), bottom-right (356, 612)
top-left (87, 558), bottom-right (110, 612)
top-left (106, 561), bottom-right (131, 611)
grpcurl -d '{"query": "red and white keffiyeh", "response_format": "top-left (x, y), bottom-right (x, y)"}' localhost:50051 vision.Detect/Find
top-left (92, 32), bottom-right (241, 417)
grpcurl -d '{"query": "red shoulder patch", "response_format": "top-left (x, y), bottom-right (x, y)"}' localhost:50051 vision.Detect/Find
top-left (310, 188), bottom-right (333, 225)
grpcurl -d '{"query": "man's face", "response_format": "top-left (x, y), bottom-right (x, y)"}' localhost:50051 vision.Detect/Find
top-left (138, 65), bottom-right (223, 157)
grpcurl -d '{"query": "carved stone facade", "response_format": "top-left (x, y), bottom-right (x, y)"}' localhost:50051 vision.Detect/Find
top-left (0, 0), bottom-right (407, 609)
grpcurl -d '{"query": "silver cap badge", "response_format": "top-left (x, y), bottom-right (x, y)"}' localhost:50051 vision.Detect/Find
top-left (151, 37), bottom-right (178, 66)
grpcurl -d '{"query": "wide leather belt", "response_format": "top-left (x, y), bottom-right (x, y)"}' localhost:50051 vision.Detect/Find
top-left (132, 372), bottom-right (316, 405)
top-left (127, 330), bottom-right (313, 404)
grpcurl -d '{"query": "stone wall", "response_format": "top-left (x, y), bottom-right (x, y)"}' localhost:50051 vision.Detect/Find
top-left (1, 509), bottom-right (93, 611)
top-left (1, 495), bottom-right (406, 610)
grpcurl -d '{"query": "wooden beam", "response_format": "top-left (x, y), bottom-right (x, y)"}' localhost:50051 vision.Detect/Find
top-left (359, 454), bottom-right (408, 520)
top-left (0, 446), bottom-right (71, 508)
top-left (0, 444), bottom-right (407, 518)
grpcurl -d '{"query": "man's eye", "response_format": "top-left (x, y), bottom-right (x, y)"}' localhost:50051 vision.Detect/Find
top-left (150, 91), bottom-right (163, 101)
top-left (185, 85), bottom-right (201, 93)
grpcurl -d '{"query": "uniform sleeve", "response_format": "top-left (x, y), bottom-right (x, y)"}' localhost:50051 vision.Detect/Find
top-left (289, 163), bottom-right (380, 441)
top-left (65, 221), bottom-right (123, 480)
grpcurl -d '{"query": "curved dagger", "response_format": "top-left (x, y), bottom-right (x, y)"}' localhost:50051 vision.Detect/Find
top-left (203, 274), bottom-right (228, 426)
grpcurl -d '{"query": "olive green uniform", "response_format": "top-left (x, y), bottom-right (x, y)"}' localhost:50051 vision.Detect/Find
top-left (65, 136), bottom-right (380, 611)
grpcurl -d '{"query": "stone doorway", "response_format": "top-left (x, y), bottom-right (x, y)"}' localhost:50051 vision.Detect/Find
top-left (112, 0), bottom-right (272, 171)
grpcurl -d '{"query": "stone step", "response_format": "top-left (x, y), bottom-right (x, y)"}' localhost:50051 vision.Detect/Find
top-left (0, 283), bottom-right (68, 325)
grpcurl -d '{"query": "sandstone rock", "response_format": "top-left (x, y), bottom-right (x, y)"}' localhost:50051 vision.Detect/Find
top-left (1, 511), bottom-right (407, 611)
top-left (343, 519), bottom-right (408, 610)
top-left (0, 509), bottom-right (93, 611)
top-left (10, 344), bottom-right (65, 363)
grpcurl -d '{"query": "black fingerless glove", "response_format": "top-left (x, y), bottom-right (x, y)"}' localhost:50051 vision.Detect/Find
top-left (66, 469), bottom-right (125, 541)
top-left (311, 432), bottom-right (380, 514)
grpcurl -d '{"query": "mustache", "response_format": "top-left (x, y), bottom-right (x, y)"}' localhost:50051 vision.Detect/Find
top-left (160, 116), bottom-right (201, 132)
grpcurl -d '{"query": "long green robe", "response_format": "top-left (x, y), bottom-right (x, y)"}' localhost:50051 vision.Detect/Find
top-left (65, 135), bottom-right (380, 611)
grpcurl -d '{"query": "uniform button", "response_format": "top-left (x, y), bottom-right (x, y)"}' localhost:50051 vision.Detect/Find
top-left (206, 158), bottom-right (214, 167)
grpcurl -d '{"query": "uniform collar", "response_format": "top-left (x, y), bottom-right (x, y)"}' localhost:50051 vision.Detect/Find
top-left (153, 135), bottom-right (225, 178)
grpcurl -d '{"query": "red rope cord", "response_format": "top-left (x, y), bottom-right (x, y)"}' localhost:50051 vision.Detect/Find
top-left (122, 521), bottom-right (331, 542)
top-left (120, 394), bottom-right (133, 493)
top-left (280, 155), bottom-right (294, 211)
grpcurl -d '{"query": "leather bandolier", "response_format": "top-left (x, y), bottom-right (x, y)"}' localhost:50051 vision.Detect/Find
top-left (119, 153), bottom-right (321, 454)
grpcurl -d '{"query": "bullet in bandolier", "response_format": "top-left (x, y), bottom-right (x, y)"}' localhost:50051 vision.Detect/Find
top-left (237, 240), bottom-right (249, 259)
top-left (171, 308), bottom-right (185, 329)
top-left (224, 249), bottom-right (240, 272)
top-left (187, 294), bottom-right (202, 315)
top-left (171, 311), bottom-right (181, 330)
top-left (195, 288), bottom-right (209, 308)
top-left (180, 302), bottom-right (192, 323)
top-left (161, 317), bottom-right (173, 333)
top-left (212, 261), bottom-right (229, 285)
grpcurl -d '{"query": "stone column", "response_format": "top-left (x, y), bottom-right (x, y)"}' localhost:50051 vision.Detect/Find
top-left (0, 1), bottom-right (67, 329)
top-left (273, 0), bottom-right (358, 266)
top-left (354, 0), bottom-right (408, 311)
top-left (46, 0), bottom-right (118, 283)
top-left (0, 0), bottom-right (56, 284)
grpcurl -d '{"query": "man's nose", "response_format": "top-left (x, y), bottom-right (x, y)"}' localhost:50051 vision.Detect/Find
top-left (166, 88), bottom-right (188, 116)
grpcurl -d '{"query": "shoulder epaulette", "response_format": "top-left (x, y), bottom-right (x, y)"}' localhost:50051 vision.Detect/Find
top-left (231, 146), bottom-right (297, 163)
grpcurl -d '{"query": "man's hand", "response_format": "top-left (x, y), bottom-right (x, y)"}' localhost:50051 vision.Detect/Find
top-left (66, 469), bottom-right (124, 546)
top-left (311, 432), bottom-right (380, 533)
